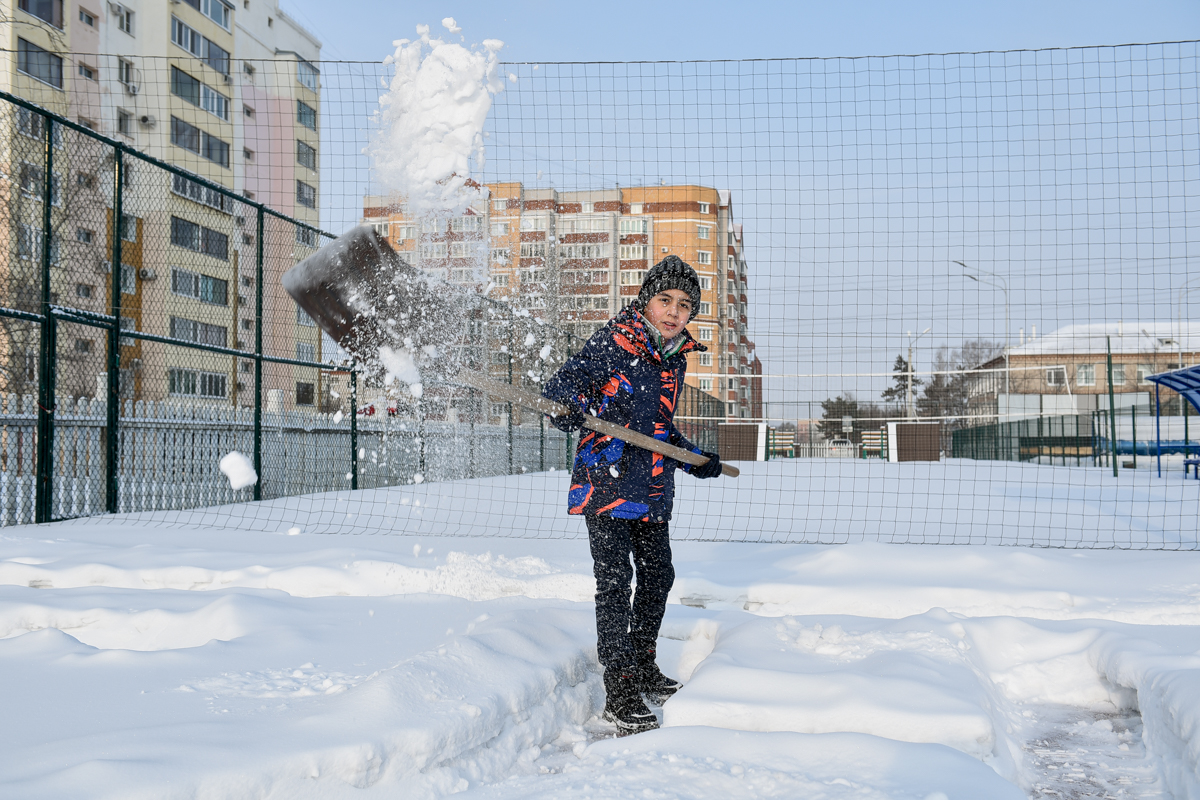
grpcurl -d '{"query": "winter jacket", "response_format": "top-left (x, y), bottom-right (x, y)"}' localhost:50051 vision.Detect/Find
top-left (542, 304), bottom-right (706, 522)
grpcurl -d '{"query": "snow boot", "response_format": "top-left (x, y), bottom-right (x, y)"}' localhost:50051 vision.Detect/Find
top-left (602, 667), bottom-right (659, 734)
top-left (636, 647), bottom-right (682, 705)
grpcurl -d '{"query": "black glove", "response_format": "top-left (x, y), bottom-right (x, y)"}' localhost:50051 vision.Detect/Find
top-left (692, 451), bottom-right (722, 479)
top-left (549, 405), bottom-right (587, 433)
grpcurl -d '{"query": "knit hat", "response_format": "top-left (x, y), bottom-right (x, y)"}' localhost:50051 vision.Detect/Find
top-left (637, 255), bottom-right (702, 321)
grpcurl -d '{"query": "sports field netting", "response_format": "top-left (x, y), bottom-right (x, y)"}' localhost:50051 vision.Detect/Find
top-left (1, 40), bottom-right (1198, 547)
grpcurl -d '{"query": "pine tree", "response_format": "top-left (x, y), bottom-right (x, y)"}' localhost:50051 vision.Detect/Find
top-left (818, 394), bottom-right (859, 443)
top-left (880, 355), bottom-right (921, 407)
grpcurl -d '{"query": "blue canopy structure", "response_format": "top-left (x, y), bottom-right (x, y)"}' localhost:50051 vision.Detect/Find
top-left (1146, 365), bottom-right (1200, 477)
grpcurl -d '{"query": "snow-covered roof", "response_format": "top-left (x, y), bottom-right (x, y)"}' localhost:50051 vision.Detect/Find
top-left (718, 189), bottom-right (731, 207)
top-left (1008, 322), bottom-right (1200, 357)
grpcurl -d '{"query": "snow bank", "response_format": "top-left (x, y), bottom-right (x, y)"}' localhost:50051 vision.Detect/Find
top-left (370, 23), bottom-right (503, 218)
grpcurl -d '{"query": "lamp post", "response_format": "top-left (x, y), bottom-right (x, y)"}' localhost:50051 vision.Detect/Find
top-left (955, 261), bottom-right (1010, 403)
top-left (907, 326), bottom-right (932, 420)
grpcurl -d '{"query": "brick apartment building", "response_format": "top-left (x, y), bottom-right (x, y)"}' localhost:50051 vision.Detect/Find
top-left (361, 183), bottom-right (762, 421)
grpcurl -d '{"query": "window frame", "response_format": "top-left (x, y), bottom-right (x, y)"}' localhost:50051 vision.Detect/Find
top-left (16, 38), bottom-right (63, 89)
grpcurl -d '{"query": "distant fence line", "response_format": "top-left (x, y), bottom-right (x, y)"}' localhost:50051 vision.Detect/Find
top-left (0, 393), bottom-right (571, 526)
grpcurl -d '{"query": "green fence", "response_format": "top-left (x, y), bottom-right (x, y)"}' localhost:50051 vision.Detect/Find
top-left (0, 90), bottom-right (578, 525)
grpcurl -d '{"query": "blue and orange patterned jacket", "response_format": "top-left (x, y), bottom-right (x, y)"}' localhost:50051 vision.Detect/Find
top-left (542, 304), bottom-right (706, 522)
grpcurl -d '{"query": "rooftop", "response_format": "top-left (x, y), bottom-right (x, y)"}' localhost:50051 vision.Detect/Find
top-left (1007, 322), bottom-right (1200, 357)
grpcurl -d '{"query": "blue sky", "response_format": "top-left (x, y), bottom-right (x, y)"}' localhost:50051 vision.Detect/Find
top-left (282, 0), bottom-right (1198, 64)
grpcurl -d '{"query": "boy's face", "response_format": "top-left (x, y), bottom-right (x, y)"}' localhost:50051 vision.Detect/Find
top-left (643, 289), bottom-right (693, 339)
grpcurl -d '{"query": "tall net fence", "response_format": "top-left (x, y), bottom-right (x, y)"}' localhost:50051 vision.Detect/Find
top-left (1, 42), bottom-right (1198, 546)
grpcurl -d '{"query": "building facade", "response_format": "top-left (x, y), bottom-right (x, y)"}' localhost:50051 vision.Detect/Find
top-left (362, 183), bottom-right (761, 421)
top-left (0, 0), bottom-right (321, 410)
top-left (968, 322), bottom-right (1200, 420)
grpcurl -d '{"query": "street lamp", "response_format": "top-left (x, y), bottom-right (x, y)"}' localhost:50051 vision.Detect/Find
top-left (955, 261), bottom-right (1010, 401)
top-left (907, 326), bottom-right (932, 420)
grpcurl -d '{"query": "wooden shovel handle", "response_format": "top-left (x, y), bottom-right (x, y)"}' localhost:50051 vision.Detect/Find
top-left (456, 369), bottom-right (740, 478)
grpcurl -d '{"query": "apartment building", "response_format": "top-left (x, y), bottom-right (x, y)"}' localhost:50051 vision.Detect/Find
top-left (0, 0), bottom-right (321, 409)
top-left (362, 183), bottom-right (759, 420)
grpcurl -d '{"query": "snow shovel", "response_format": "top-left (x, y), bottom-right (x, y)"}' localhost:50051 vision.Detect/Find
top-left (282, 225), bottom-right (738, 478)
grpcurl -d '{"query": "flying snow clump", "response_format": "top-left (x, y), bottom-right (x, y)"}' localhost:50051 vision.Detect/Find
top-left (370, 23), bottom-right (504, 219)
top-left (219, 452), bottom-right (258, 490)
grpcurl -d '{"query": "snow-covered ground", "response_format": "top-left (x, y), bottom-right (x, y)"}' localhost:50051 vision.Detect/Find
top-left (1, 459), bottom-right (1199, 798)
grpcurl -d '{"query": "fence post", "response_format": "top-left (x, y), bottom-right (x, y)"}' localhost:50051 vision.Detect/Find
top-left (104, 142), bottom-right (124, 515)
top-left (1131, 403), bottom-right (1137, 469)
top-left (350, 367), bottom-right (358, 489)
top-left (34, 116), bottom-right (57, 522)
top-left (507, 310), bottom-right (514, 475)
top-left (253, 206), bottom-right (264, 500)
top-left (1106, 337), bottom-right (1118, 477)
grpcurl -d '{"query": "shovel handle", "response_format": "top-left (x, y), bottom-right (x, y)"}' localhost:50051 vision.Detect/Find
top-left (456, 369), bottom-right (739, 478)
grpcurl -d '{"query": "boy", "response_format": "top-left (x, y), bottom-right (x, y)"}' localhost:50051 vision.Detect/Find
top-left (542, 255), bottom-right (723, 734)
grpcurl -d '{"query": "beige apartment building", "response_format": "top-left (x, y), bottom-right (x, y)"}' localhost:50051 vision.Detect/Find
top-left (0, 0), bottom-right (322, 410)
top-left (968, 322), bottom-right (1200, 419)
top-left (362, 183), bottom-right (761, 420)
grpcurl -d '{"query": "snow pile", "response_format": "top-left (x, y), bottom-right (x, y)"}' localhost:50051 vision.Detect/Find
top-left (370, 21), bottom-right (504, 219)
top-left (218, 451), bottom-right (257, 490)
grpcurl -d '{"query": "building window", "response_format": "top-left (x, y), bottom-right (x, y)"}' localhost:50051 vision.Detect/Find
top-left (296, 226), bottom-right (318, 247)
top-left (697, 251), bottom-right (712, 265)
top-left (492, 198), bottom-right (508, 212)
top-left (296, 180), bottom-right (317, 209)
top-left (297, 140), bottom-right (316, 170)
top-left (698, 275), bottom-right (712, 290)
top-left (79, 7), bottom-right (95, 26)
top-left (519, 216), bottom-right (548, 232)
top-left (17, 38), bottom-right (63, 88)
top-left (120, 213), bottom-right (138, 242)
top-left (181, 0), bottom-right (233, 30)
top-left (491, 248), bottom-right (511, 264)
top-left (119, 316), bottom-right (136, 346)
top-left (697, 225), bottom-right (711, 239)
top-left (73, 338), bottom-right (92, 353)
top-left (170, 116), bottom-right (230, 168)
top-left (1110, 364), bottom-right (1126, 386)
top-left (116, 109), bottom-right (133, 136)
top-left (618, 217), bottom-right (648, 234)
top-left (170, 316), bottom-right (227, 347)
top-left (698, 377), bottom-right (713, 391)
top-left (1137, 364), bottom-right (1154, 384)
top-left (367, 221), bottom-right (389, 238)
top-left (619, 244), bottom-right (646, 261)
top-left (296, 304), bottom-right (316, 326)
top-left (518, 243), bottom-right (546, 258)
top-left (243, 104), bottom-right (255, 119)
top-left (76, 228), bottom-right (95, 244)
top-left (1076, 364), bottom-right (1095, 386)
top-left (19, 163), bottom-right (61, 205)
top-left (171, 267), bottom-right (228, 305)
top-left (171, 173), bottom-right (233, 213)
top-left (1045, 367), bottom-right (1066, 387)
top-left (78, 64), bottom-right (96, 81)
top-left (620, 270), bottom-right (647, 286)
top-left (240, 318), bottom-right (252, 331)
top-left (695, 326), bottom-right (713, 341)
top-left (171, 216), bottom-right (229, 260)
top-left (491, 273), bottom-right (509, 286)
top-left (698, 202), bottom-right (710, 214)
top-left (243, 147), bottom-right (254, 162)
top-left (699, 301), bottom-right (712, 316)
top-left (75, 283), bottom-right (93, 299)
top-left (297, 58), bottom-right (319, 91)
top-left (295, 382), bottom-right (315, 405)
top-left (698, 353), bottom-right (713, 367)
top-left (169, 368), bottom-right (227, 398)
top-left (297, 100), bottom-right (317, 130)
top-left (19, 0), bottom-right (64, 28)
top-left (116, 4), bottom-right (133, 33)
top-left (171, 17), bottom-right (229, 74)
top-left (296, 342), bottom-right (315, 362)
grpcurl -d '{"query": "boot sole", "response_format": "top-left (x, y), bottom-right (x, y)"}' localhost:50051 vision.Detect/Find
top-left (602, 709), bottom-right (659, 734)
top-left (643, 689), bottom-right (678, 706)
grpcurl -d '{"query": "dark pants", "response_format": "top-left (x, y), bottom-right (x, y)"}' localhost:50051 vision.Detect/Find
top-left (586, 515), bottom-right (675, 670)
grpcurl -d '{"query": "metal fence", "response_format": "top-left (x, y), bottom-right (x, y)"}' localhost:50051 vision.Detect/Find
top-left (0, 88), bottom-right (588, 526)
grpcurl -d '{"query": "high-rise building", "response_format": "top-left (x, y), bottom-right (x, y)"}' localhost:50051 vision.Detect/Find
top-left (362, 183), bottom-right (760, 421)
top-left (0, 0), bottom-right (321, 408)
